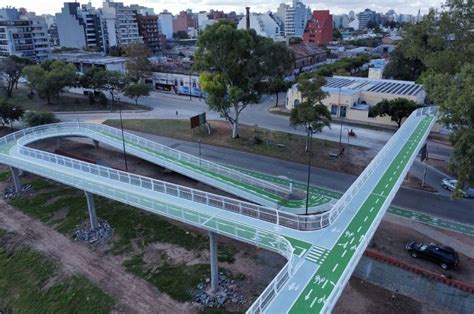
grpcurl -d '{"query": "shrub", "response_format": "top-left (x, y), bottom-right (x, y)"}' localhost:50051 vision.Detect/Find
top-left (23, 111), bottom-right (59, 127)
top-left (98, 93), bottom-right (108, 107)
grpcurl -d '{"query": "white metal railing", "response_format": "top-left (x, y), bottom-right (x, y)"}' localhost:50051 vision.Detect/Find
top-left (2, 127), bottom-right (331, 231)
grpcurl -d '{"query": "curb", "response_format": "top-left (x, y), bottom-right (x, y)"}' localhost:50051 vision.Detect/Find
top-left (364, 248), bottom-right (474, 294)
top-left (54, 110), bottom-right (150, 114)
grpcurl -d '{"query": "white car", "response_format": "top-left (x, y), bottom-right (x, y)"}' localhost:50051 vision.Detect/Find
top-left (441, 178), bottom-right (457, 191)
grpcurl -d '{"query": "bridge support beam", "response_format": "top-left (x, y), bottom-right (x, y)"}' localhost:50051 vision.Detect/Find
top-left (93, 139), bottom-right (99, 148)
top-left (208, 231), bottom-right (218, 292)
top-left (9, 167), bottom-right (21, 193)
top-left (84, 191), bottom-right (98, 230)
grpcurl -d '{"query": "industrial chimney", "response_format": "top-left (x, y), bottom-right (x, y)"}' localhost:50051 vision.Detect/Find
top-left (246, 7), bottom-right (250, 29)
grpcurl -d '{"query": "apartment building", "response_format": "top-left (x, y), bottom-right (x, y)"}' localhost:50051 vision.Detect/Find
top-left (0, 7), bottom-right (50, 61)
top-left (56, 2), bottom-right (106, 53)
top-left (101, 0), bottom-right (142, 47)
top-left (303, 10), bottom-right (333, 45)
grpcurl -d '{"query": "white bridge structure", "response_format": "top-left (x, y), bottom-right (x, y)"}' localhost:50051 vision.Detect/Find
top-left (0, 107), bottom-right (437, 313)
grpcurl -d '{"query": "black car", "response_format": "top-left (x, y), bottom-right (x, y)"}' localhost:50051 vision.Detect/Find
top-left (405, 241), bottom-right (459, 270)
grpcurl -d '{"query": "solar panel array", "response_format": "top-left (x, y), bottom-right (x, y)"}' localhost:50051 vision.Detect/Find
top-left (324, 77), bottom-right (423, 96)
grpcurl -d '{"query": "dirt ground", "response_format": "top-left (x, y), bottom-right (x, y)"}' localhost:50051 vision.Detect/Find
top-left (0, 137), bottom-right (467, 313)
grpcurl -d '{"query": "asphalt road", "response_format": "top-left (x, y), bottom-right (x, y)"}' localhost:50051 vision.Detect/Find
top-left (120, 130), bottom-right (473, 226)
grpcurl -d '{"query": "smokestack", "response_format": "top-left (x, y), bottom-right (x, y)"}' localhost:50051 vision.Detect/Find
top-left (246, 7), bottom-right (250, 29)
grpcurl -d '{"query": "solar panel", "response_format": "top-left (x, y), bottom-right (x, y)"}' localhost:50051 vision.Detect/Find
top-left (407, 85), bottom-right (422, 96)
top-left (396, 84), bottom-right (412, 95)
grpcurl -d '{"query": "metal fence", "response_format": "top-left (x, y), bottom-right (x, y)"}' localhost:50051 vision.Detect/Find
top-left (0, 124), bottom-right (332, 231)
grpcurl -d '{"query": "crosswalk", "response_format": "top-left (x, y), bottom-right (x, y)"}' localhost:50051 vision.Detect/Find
top-left (305, 245), bottom-right (330, 265)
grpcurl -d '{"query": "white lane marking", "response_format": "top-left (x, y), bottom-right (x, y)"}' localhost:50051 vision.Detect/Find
top-left (305, 289), bottom-right (313, 300)
top-left (350, 238), bottom-right (355, 244)
top-left (385, 183), bottom-right (389, 189)
top-left (310, 296), bottom-right (317, 308)
top-left (332, 264), bottom-right (339, 272)
top-left (322, 280), bottom-right (328, 289)
top-left (375, 199), bottom-right (380, 204)
top-left (357, 226), bottom-right (362, 233)
top-left (364, 216), bottom-right (368, 222)
top-left (341, 250), bottom-right (347, 258)
top-left (370, 207), bottom-right (374, 213)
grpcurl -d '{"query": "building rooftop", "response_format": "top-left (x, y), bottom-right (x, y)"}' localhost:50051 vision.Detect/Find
top-left (323, 76), bottom-right (424, 97)
top-left (49, 52), bottom-right (128, 64)
top-left (289, 42), bottom-right (327, 59)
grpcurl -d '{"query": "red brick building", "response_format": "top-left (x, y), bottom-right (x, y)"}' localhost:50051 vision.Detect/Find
top-left (172, 10), bottom-right (196, 33)
top-left (303, 10), bottom-right (333, 45)
top-left (136, 15), bottom-right (161, 54)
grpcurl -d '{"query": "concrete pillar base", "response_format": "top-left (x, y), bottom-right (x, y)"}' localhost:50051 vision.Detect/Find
top-left (208, 231), bottom-right (218, 292)
top-left (84, 191), bottom-right (98, 230)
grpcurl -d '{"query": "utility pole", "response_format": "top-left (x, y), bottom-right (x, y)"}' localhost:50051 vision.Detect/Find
top-left (305, 126), bottom-right (313, 215)
top-left (119, 108), bottom-right (128, 171)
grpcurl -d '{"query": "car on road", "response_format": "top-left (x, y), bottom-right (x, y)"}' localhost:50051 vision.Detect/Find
top-left (405, 241), bottom-right (459, 270)
top-left (441, 178), bottom-right (474, 198)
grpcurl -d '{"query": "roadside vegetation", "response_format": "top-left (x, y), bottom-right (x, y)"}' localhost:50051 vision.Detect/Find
top-left (0, 229), bottom-right (114, 313)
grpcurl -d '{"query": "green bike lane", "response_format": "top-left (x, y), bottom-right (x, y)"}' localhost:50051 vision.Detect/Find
top-left (289, 116), bottom-right (433, 313)
top-left (229, 155), bottom-right (474, 237)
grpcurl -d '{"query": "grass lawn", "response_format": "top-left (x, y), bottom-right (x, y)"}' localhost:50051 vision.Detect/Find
top-left (103, 119), bottom-right (373, 175)
top-left (123, 254), bottom-right (241, 302)
top-left (0, 229), bottom-right (114, 313)
top-left (6, 175), bottom-right (236, 261)
top-left (2, 86), bottom-right (149, 112)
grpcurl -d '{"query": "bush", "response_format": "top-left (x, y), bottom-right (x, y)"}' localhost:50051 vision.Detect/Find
top-left (23, 111), bottom-right (59, 127)
top-left (88, 92), bottom-right (95, 105)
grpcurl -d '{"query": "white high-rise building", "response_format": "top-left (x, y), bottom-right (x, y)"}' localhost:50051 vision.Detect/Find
top-left (278, 1), bottom-right (309, 38)
top-left (197, 12), bottom-right (216, 32)
top-left (158, 10), bottom-right (173, 40)
top-left (333, 14), bottom-right (349, 29)
top-left (237, 13), bottom-right (282, 40)
top-left (101, 0), bottom-right (142, 47)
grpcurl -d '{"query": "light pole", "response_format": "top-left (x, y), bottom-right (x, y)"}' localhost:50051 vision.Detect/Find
top-left (305, 126), bottom-right (313, 216)
top-left (189, 73), bottom-right (192, 101)
top-left (344, 127), bottom-right (350, 167)
top-left (118, 102), bottom-right (128, 172)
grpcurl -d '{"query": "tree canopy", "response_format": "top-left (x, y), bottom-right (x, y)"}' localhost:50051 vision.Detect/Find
top-left (392, 0), bottom-right (473, 193)
top-left (0, 99), bottom-right (24, 128)
top-left (194, 20), bottom-right (294, 138)
top-left (23, 60), bottom-right (77, 104)
top-left (123, 83), bottom-right (151, 105)
top-left (369, 98), bottom-right (421, 128)
top-left (122, 43), bottom-right (152, 82)
top-left (0, 56), bottom-right (33, 98)
top-left (290, 73), bottom-right (331, 150)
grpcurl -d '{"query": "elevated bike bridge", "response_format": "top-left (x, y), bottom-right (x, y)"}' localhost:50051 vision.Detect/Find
top-left (0, 106), bottom-right (437, 313)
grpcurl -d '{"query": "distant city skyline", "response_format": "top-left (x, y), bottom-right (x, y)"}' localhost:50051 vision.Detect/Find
top-left (3, 0), bottom-right (444, 16)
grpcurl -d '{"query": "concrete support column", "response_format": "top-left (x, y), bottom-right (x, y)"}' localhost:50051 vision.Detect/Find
top-left (56, 137), bottom-right (62, 149)
top-left (84, 191), bottom-right (98, 230)
top-left (208, 231), bottom-right (218, 292)
top-left (93, 139), bottom-right (99, 148)
top-left (9, 167), bottom-right (21, 193)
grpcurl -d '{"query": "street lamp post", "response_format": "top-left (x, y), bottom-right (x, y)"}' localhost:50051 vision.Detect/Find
top-left (305, 126), bottom-right (313, 215)
top-left (344, 127), bottom-right (350, 167)
top-left (189, 74), bottom-right (192, 101)
top-left (118, 106), bottom-right (128, 172)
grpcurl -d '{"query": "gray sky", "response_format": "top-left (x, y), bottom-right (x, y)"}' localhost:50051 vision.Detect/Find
top-left (4, 0), bottom-right (444, 16)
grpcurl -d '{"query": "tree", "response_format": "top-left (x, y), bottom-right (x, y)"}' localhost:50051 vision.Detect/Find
top-left (290, 74), bottom-right (331, 151)
top-left (333, 28), bottom-right (342, 41)
top-left (369, 98), bottom-right (421, 128)
top-left (23, 111), bottom-right (59, 127)
top-left (94, 70), bottom-right (127, 110)
top-left (23, 60), bottom-right (77, 104)
top-left (123, 83), bottom-right (151, 105)
top-left (425, 63), bottom-right (474, 195)
top-left (264, 41), bottom-right (294, 107)
top-left (0, 56), bottom-right (33, 98)
top-left (383, 48), bottom-right (425, 81)
top-left (0, 100), bottom-right (24, 128)
top-left (195, 21), bottom-right (294, 138)
top-left (122, 43), bottom-right (152, 82)
top-left (394, 0), bottom-right (474, 195)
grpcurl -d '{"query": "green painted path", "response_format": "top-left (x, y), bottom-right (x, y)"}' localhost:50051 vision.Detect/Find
top-left (289, 116), bottom-right (434, 313)
top-left (229, 161), bottom-right (474, 237)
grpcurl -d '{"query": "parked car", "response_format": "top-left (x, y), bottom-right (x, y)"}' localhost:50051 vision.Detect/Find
top-left (441, 178), bottom-right (474, 198)
top-left (405, 241), bottom-right (459, 270)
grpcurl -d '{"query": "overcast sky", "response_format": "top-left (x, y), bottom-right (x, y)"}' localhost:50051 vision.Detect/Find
top-left (4, 0), bottom-right (444, 16)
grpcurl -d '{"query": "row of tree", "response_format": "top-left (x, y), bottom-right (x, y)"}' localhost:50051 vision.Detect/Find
top-left (384, 0), bottom-right (473, 193)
